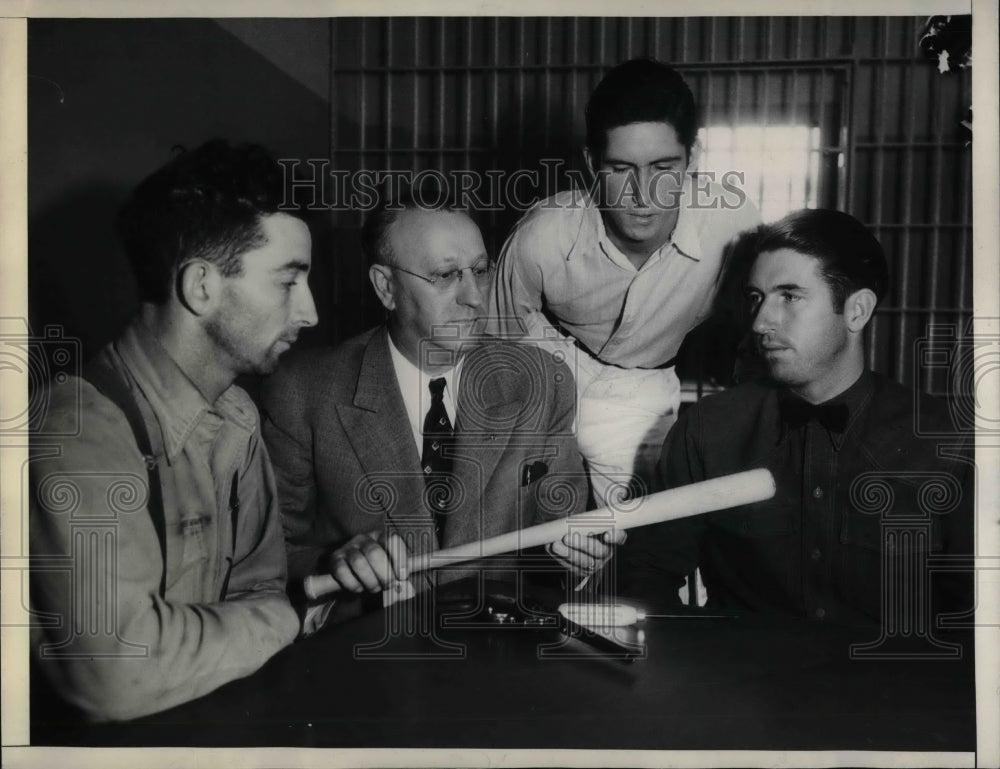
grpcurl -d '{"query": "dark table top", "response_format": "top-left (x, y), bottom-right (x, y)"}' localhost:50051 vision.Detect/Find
top-left (34, 578), bottom-right (976, 751)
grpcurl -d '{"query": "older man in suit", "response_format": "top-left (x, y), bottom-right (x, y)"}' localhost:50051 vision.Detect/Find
top-left (262, 195), bottom-right (619, 611)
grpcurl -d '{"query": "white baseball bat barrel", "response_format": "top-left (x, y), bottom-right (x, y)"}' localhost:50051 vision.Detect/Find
top-left (303, 468), bottom-right (775, 601)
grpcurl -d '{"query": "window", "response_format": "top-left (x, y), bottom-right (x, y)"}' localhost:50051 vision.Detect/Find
top-left (698, 124), bottom-right (822, 222)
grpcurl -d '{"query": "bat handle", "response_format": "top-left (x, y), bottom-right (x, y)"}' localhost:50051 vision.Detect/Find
top-left (303, 573), bottom-right (339, 601)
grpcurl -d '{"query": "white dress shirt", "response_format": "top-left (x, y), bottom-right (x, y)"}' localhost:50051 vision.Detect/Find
top-left (387, 332), bottom-right (462, 454)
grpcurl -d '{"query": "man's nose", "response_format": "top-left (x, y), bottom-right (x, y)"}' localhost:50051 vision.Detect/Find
top-left (630, 169), bottom-right (650, 206)
top-left (296, 284), bottom-right (319, 327)
top-left (751, 297), bottom-right (776, 335)
top-left (457, 269), bottom-right (485, 307)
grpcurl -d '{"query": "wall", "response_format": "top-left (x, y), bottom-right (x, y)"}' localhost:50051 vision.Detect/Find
top-left (28, 18), bottom-right (332, 359)
top-left (326, 16), bottom-right (972, 392)
top-left (27, 17), bottom-right (972, 393)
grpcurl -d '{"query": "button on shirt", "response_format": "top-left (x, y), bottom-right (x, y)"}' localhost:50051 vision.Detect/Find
top-left (488, 181), bottom-right (760, 368)
top-left (387, 333), bottom-right (461, 453)
top-left (618, 369), bottom-right (974, 624)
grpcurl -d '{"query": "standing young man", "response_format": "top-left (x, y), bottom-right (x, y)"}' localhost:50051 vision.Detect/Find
top-left (30, 141), bottom-right (318, 721)
top-left (489, 58), bottom-right (761, 508)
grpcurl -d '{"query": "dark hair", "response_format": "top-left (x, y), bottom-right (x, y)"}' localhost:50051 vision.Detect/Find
top-left (743, 209), bottom-right (889, 311)
top-left (585, 58), bottom-right (698, 158)
top-left (116, 139), bottom-right (291, 304)
top-left (360, 180), bottom-right (467, 268)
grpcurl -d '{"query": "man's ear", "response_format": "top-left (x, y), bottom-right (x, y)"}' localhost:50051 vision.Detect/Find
top-left (368, 264), bottom-right (396, 312)
top-left (177, 260), bottom-right (220, 316)
top-left (844, 288), bottom-right (877, 334)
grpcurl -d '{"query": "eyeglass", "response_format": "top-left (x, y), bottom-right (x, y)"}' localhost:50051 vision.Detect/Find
top-left (391, 262), bottom-right (494, 290)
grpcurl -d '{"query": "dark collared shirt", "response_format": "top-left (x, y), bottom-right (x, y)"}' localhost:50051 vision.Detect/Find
top-left (618, 370), bottom-right (974, 624)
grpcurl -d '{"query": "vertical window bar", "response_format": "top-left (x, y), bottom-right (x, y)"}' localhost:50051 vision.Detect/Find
top-left (703, 41), bottom-right (714, 131)
top-left (926, 59), bottom-right (944, 393)
top-left (760, 20), bottom-right (772, 215)
top-left (789, 65), bottom-right (800, 211)
top-left (571, 17), bottom-right (579, 146)
top-left (782, 70), bottom-right (800, 208)
top-left (385, 18), bottom-right (393, 179)
top-left (816, 69), bottom-right (829, 209)
top-left (544, 17), bottom-right (552, 149)
top-left (413, 18), bottom-right (420, 169)
top-left (845, 18), bottom-right (859, 214)
top-left (518, 17), bottom-right (525, 154)
top-left (439, 17), bottom-right (446, 172)
top-left (870, 18), bottom-right (887, 348)
top-left (758, 70), bottom-right (768, 212)
top-left (490, 18), bottom-right (500, 251)
top-left (955, 72), bottom-right (971, 335)
top-left (465, 17), bottom-right (473, 179)
top-left (599, 16), bottom-right (607, 64)
top-left (733, 76), bottom-right (742, 213)
top-left (359, 20), bottom-right (367, 230)
top-left (491, 18), bottom-right (500, 151)
top-left (838, 63), bottom-right (852, 213)
top-left (893, 22), bottom-right (912, 386)
top-left (956, 157), bottom-right (971, 334)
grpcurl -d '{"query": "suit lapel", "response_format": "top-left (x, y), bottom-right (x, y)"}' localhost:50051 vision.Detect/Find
top-left (444, 343), bottom-right (526, 546)
top-left (337, 329), bottom-right (428, 526)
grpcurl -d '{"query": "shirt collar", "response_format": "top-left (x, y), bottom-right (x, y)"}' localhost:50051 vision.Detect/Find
top-left (670, 181), bottom-right (703, 261)
top-left (114, 319), bottom-right (257, 462)
top-left (777, 368), bottom-right (875, 450)
top-left (386, 332), bottom-right (460, 435)
top-left (588, 179), bottom-right (704, 267)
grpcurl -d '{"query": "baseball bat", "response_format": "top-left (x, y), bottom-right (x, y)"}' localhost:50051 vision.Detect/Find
top-left (303, 467), bottom-right (775, 601)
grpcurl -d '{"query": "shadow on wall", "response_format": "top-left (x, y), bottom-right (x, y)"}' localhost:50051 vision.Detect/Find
top-left (29, 183), bottom-right (138, 363)
top-left (491, 84), bottom-right (586, 243)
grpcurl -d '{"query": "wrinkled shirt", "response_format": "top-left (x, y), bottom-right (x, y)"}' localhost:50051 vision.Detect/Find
top-left (618, 370), bottom-right (974, 624)
top-left (30, 320), bottom-right (298, 722)
top-left (488, 182), bottom-right (760, 368)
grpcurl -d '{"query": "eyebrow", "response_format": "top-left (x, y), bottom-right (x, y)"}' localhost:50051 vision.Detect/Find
top-left (273, 260), bottom-right (311, 273)
top-left (437, 253), bottom-right (490, 268)
top-left (604, 155), bottom-right (685, 166)
top-left (745, 282), bottom-right (807, 293)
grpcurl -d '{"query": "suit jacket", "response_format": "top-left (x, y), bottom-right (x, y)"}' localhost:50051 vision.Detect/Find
top-left (261, 327), bottom-right (588, 585)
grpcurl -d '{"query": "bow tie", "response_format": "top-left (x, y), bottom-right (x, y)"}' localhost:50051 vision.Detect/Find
top-left (780, 397), bottom-right (850, 433)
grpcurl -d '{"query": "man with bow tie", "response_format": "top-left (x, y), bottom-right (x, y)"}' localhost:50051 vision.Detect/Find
top-left (619, 209), bottom-right (973, 624)
top-left (261, 192), bottom-right (620, 619)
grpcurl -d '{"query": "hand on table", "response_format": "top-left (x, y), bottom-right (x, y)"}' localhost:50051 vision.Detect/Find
top-left (548, 529), bottom-right (627, 577)
top-left (327, 530), bottom-right (410, 594)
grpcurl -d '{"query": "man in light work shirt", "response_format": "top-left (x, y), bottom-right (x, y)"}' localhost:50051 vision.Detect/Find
top-left (30, 141), bottom-right (317, 722)
top-left (489, 58), bottom-right (760, 508)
